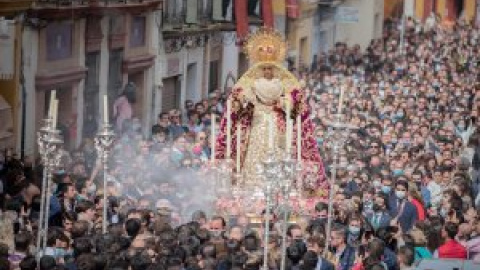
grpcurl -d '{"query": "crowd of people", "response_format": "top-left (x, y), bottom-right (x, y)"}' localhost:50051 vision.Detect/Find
top-left (1, 16), bottom-right (480, 270)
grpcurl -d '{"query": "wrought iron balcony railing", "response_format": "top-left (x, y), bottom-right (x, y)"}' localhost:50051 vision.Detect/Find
top-left (34, 0), bottom-right (159, 7)
top-left (163, 0), bottom-right (214, 29)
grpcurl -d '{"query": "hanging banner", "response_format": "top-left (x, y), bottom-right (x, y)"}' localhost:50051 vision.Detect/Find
top-left (286, 0), bottom-right (299, 19)
top-left (0, 18), bottom-right (15, 80)
top-left (235, 0), bottom-right (249, 41)
top-left (262, 0), bottom-right (274, 28)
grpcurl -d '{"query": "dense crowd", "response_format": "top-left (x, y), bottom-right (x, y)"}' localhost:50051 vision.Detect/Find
top-left (1, 17), bottom-right (480, 270)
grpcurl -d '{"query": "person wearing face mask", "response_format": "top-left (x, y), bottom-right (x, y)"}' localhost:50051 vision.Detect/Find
top-left (346, 214), bottom-right (364, 248)
top-left (310, 202), bottom-right (329, 227)
top-left (380, 177), bottom-right (394, 196)
top-left (366, 193), bottom-right (391, 232)
top-left (388, 180), bottom-right (418, 232)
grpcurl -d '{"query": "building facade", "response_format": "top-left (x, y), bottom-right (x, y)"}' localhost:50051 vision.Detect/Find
top-left (414, 0), bottom-right (477, 22)
top-left (2, 0), bottom-right (162, 157)
top-left (285, 0), bottom-right (384, 70)
top-left (1, 0), bottom-right (270, 157)
top-left (159, 0), bottom-right (265, 117)
top-left (385, 0), bottom-right (478, 23)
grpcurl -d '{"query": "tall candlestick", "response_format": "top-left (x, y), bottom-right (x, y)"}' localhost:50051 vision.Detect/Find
top-left (338, 86), bottom-right (345, 113)
top-left (236, 124), bottom-right (241, 173)
top-left (52, 99), bottom-right (58, 129)
top-left (296, 115), bottom-right (301, 162)
top-left (226, 100), bottom-right (232, 158)
top-left (268, 114), bottom-right (274, 150)
top-left (103, 94), bottom-right (109, 124)
top-left (48, 90), bottom-right (56, 118)
top-left (286, 98), bottom-right (292, 154)
top-left (211, 113), bottom-right (216, 163)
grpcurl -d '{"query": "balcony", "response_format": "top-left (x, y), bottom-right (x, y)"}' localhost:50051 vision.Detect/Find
top-left (0, 0), bottom-right (35, 17)
top-left (163, 0), bottom-right (215, 30)
top-left (33, 0), bottom-right (160, 7)
top-left (29, 0), bottom-right (162, 19)
top-left (162, 0), bottom-right (262, 36)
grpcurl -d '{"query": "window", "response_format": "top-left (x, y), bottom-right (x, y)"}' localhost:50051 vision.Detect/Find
top-left (209, 60), bottom-right (219, 93)
top-left (130, 16), bottom-right (146, 48)
top-left (46, 22), bottom-right (73, 61)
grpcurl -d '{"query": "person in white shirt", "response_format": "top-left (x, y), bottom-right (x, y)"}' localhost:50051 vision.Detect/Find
top-left (427, 169), bottom-right (444, 209)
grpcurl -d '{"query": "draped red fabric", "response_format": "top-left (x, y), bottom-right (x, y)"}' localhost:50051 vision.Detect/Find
top-left (235, 0), bottom-right (249, 41)
top-left (262, 0), bottom-right (274, 29)
top-left (286, 0), bottom-right (299, 19)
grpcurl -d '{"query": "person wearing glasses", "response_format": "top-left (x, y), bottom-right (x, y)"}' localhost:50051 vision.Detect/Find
top-left (168, 110), bottom-right (187, 139)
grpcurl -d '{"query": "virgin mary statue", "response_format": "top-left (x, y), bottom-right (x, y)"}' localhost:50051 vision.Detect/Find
top-left (215, 28), bottom-right (326, 193)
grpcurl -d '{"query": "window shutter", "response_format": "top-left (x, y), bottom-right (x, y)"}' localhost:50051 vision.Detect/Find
top-left (186, 0), bottom-right (199, 24)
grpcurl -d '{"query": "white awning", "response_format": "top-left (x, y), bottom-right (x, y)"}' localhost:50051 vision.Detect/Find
top-left (0, 18), bottom-right (15, 80)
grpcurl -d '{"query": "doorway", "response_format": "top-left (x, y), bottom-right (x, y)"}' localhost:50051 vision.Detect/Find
top-left (186, 63), bottom-right (198, 101)
top-left (162, 76), bottom-right (181, 112)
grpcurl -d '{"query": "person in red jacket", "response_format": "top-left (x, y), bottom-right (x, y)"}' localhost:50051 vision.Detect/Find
top-left (434, 222), bottom-right (468, 259)
top-left (408, 188), bottom-right (426, 221)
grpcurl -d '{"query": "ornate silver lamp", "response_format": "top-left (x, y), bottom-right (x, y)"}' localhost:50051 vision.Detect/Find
top-left (279, 155), bottom-right (296, 270)
top-left (324, 113), bottom-right (353, 255)
top-left (255, 149), bottom-right (299, 270)
top-left (36, 118), bottom-right (63, 254)
top-left (94, 122), bottom-right (115, 234)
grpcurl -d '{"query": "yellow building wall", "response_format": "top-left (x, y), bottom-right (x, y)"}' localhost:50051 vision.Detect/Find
top-left (465, 0), bottom-right (476, 22)
top-left (437, 0), bottom-right (447, 19)
top-left (416, 0), bottom-right (425, 20)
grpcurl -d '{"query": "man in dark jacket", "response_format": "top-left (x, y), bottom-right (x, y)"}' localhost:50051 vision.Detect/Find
top-left (330, 225), bottom-right (355, 270)
top-left (388, 180), bottom-right (418, 232)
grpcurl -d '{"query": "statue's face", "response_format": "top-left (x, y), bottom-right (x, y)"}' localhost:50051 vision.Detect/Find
top-left (262, 65), bottom-right (274, 80)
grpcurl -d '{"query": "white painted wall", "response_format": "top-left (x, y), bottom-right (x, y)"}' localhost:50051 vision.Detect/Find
top-left (335, 0), bottom-right (384, 50)
top-left (21, 26), bottom-right (38, 157)
top-left (405, 0), bottom-right (415, 18)
top-left (221, 31), bottom-right (239, 92)
top-left (186, 45), bottom-right (204, 102)
top-left (76, 18), bottom-right (86, 148)
top-left (153, 11), bottom-right (165, 122)
top-left (98, 16), bottom-right (110, 129)
top-left (142, 11), bottom-right (158, 138)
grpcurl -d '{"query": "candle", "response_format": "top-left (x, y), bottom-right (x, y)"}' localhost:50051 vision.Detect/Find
top-left (226, 99), bottom-right (232, 158)
top-left (52, 99), bottom-right (58, 129)
top-left (48, 90), bottom-right (56, 118)
top-left (103, 94), bottom-right (109, 124)
top-left (236, 124), bottom-right (241, 173)
top-left (338, 86), bottom-right (345, 113)
top-left (268, 113), bottom-right (274, 150)
top-left (297, 114), bottom-right (301, 162)
top-left (211, 113), bottom-right (216, 163)
top-left (285, 98), bottom-right (292, 155)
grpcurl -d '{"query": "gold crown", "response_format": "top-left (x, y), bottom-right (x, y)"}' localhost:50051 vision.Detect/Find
top-left (244, 28), bottom-right (287, 64)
